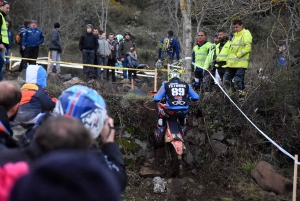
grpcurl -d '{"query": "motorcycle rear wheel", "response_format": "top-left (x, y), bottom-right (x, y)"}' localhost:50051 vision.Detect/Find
top-left (166, 144), bottom-right (180, 177)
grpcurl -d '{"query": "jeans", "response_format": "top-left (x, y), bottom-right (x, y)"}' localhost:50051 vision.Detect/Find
top-left (0, 50), bottom-right (4, 81)
top-left (122, 58), bottom-right (128, 79)
top-left (5, 48), bottom-right (11, 65)
top-left (82, 49), bottom-right (95, 77)
top-left (223, 68), bottom-right (246, 90)
top-left (49, 50), bottom-right (61, 74)
top-left (97, 56), bottom-right (108, 78)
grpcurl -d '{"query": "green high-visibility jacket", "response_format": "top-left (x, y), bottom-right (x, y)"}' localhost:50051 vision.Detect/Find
top-left (203, 44), bottom-right (216, 70)
top-left (193, 41), bottom-right (212, 70)
top-left (215, 40), bottom-right (231, 68)
top-left (227, 28), bottom-right (252, 69)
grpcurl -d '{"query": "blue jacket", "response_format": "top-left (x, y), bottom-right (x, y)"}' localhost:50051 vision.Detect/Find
top-left (15, 65), bottom-right (55, 123)
top-left (153, 78), bottom-right (199, 112)
top-left (7, 29), bottom-right (13, 49)
top-left (22, 27), bottom-right (44, 47)
top-left (158, 36), bottom-right (180, 61)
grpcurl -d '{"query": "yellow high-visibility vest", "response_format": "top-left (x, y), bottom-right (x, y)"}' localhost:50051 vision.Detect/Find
top-left (0, 13), bottom-right (8, 44)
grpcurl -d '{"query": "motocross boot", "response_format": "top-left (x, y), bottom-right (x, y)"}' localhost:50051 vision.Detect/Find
top-left (157, 125), bottom-right (166, 142)
top-left (179, 126), bottom-right (186, 137)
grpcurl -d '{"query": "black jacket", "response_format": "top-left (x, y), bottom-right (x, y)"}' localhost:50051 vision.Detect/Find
top-left (0, 140), bottom-right (127, 192)
top-left (79, 32), bottom-right (99, 52)
top-left (0, 106), bottom-right (19, 151)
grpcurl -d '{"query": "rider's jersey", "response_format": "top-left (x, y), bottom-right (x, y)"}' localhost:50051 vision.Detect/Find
top-left (153, 78), bottom-right (199, 111)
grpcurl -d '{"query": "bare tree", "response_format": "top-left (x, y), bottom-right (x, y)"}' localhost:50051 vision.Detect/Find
top-left (180, 0), bottom-right (192, 82)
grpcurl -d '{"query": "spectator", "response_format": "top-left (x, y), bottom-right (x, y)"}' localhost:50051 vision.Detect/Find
top-left (158, 30), bottom-right (180, 65)
top-left (79, 24), bottom-right (99, 79)
top-left (204, 29), bottom-right (230, 84)
top-left (107, 33), bottom-right (117, 82)
top-left (9, 151), bottom-right (121, 201)
top-left (96, 30), bottom-right (111, 80)
top-left (126, 47), bottom-right (139, 81)
top-left (48, 22), bottom-right (62, 75)
top-left (0, 85), bottom-right (127, 192)
top-left (191, 31), bottom-right (212, 90)
top-left (0, 81), bottom-right (21, 150)
top-left (16, 25), bottom-right (26, 72)
top-left (0, 1), bottom-right (9, 81)
top-left (93, 28), bottom-right (100, 76)
top-left (0, 116), bottom-right (93, 165)
top-left (273, 44), bottom-right (287, 68)
top-left (224, 20), bottom-right (252, 100)
top-left (22, 20), bottom-right (44, 66)
top-left (118, 32), bottom-right (135, 79)
top-left (0, 162), bottom-right (29, 201)
top-left (5, 20), bottom-right (13, 71)
top-left (14, 65), bottom-right (56, 129)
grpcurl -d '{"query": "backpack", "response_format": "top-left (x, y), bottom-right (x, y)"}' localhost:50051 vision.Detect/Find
top-left (15, 32), bottom-right (21, 44)
top-left (162, 37), bottom-right (174, 52)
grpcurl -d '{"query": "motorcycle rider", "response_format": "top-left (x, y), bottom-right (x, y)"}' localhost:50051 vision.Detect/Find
top-left (153, 69), bottom-right (199, 140)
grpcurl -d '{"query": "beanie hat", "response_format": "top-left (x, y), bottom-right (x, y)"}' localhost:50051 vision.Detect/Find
top-left (19, 25), bottom-right (25, 31)
top-left (9, 151), bottom-right (120, 201)
top-left (124, 32), bottom-right (131, 37)
top-left (86, 24), bottom-right (93, 29)
top-left (54, 22), bottom-right (60, 28)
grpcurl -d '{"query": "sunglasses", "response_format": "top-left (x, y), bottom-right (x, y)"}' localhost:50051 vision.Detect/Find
top-left (198, 35), bottom-right (204, 36)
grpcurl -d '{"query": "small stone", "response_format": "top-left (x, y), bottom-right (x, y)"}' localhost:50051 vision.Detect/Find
top-left (191, 169), bottom-right (197, 175)
top-left (143, 178), bottom-right (153, 188)
top-left (153, 177), bottom-right (166, 193)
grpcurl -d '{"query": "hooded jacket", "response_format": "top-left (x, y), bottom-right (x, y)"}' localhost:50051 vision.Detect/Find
top-left (15, 65), bottom-right (56, 124)
top-left (96, 38), bottom-right (111, 57)
top-left (49, 28), bottom-right (62, 51)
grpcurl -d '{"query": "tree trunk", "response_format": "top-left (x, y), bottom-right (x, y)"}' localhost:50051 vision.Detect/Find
top-left (180, 0), bottom-right (192, 83)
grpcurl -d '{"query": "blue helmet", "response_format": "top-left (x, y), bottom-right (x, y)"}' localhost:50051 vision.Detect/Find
top-left (54, 85), bottom-right (108, 139)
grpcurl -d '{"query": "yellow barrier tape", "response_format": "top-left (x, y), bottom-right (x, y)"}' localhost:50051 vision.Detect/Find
top-left (5, 55), bottom-right (170, 72)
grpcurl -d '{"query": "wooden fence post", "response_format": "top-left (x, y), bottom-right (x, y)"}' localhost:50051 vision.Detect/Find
top-left (293, 155), bottom-right (298, 201)
top-left (154, 68), bottom-right (157, 92)
top-left (47, 51), bottom-right (51, 72)
top-left (9, 52), bottom-right (12, 71)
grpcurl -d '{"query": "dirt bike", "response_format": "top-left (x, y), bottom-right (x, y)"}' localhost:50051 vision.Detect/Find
top-left (153, 102), bottom-right (185, 177)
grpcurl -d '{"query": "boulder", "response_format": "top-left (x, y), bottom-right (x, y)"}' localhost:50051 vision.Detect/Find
top-left (128, 88), bottom-right (146, 96)
top-left (153, 177), bottom-right (166, 193)
top-left (139, 166), bottom-right (165, 178)
top-left (210, 127), bottom-right (227, 141)
top-left (63, 77), bottom-right (85, 88)
top-left (166, 178), bottom-right (183, 197)
top-left (121, 78), bottom-right (131, 84)
top-left (251, 161), bottom-right (293, 194)
top-left (211, 140), bottom-right (228, 156)
top-left (60, 74), bottom-right (72, 81)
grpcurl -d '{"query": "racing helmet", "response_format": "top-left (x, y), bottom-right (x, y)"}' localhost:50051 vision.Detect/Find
top-left (168, 69), bottom-right (181, 81)
top-left (54, 85), bottom-right (108, 139)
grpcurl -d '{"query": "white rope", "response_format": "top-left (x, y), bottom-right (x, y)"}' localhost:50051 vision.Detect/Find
top-left (191, 62), bottom-right (299, 164)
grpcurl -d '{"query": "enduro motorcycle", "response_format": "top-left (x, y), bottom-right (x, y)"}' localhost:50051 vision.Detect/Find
top-left (153, 102), bottom-right (185, 177)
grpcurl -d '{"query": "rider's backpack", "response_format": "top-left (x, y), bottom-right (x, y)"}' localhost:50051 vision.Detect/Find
top-left (162, 37), bottom-right (174, 52)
